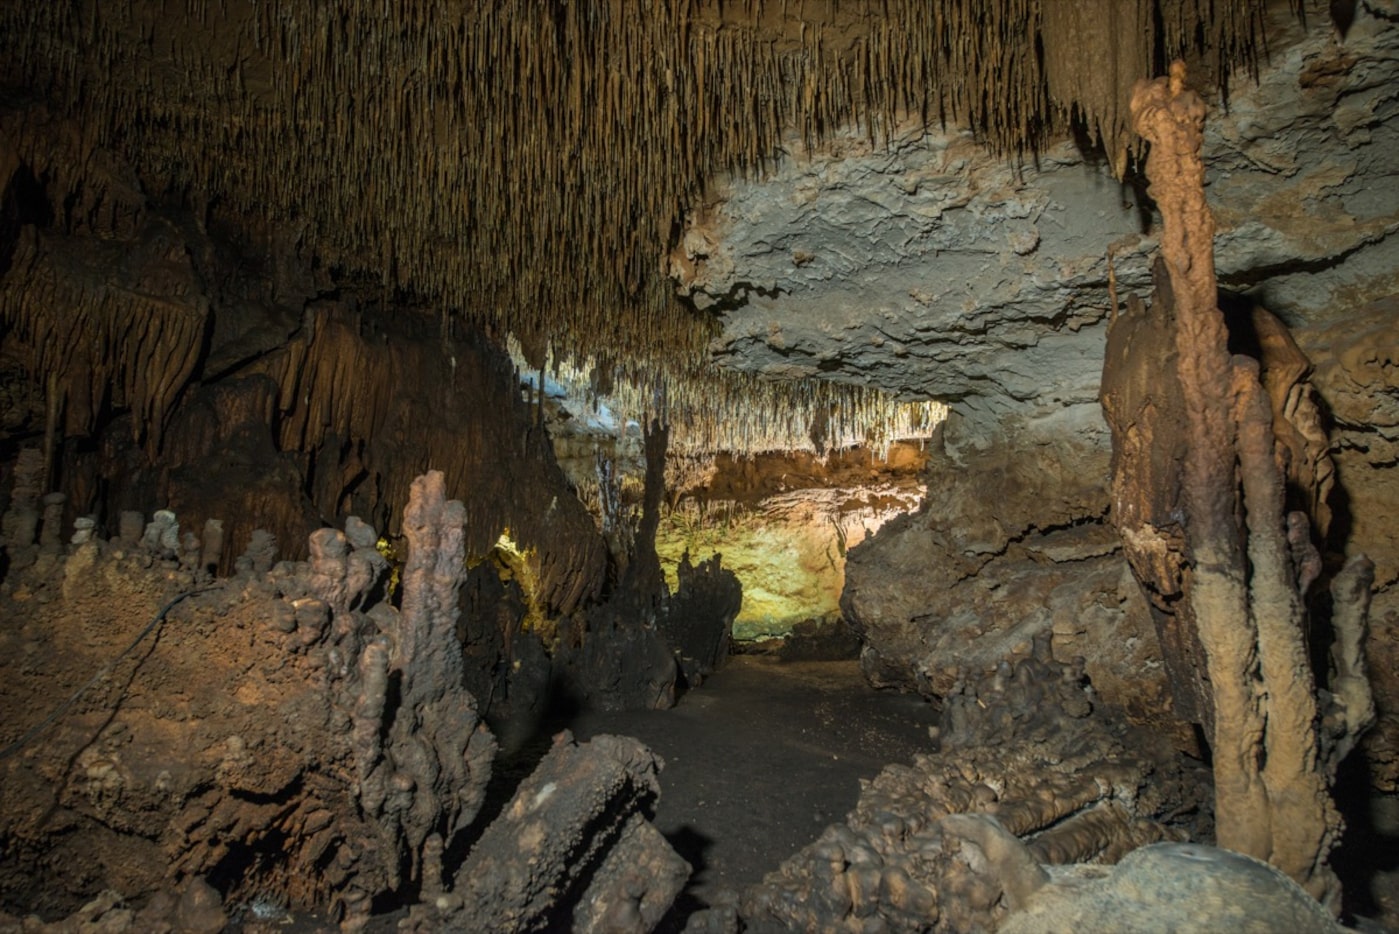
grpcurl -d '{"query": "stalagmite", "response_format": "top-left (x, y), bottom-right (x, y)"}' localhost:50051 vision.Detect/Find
top-left (1, 449), bottom-right (44, 556)
top-left (117, 510), bottom-right (144, 548)
top-left (1102, 60), bottom-right (1375, 909)
top-left (70, 516), bottom-right (96, 546)
top-left (141, 509), bottom-right (178, 557)
top-left (199, 519), bottom-right (224, 574)
top-left (376, 472), bottom-right (497, 881)
top-left (37, 492), bottom-right (64, 554)
top-left (237, 528), bottom-right (278, 575)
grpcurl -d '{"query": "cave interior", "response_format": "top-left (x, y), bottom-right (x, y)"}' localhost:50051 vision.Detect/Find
top-left (2, 0), bottom-right (1398, 931)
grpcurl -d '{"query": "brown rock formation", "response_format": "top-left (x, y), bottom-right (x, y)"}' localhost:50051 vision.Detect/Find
top-left (710, 632), bottom-right (1204, 933)
top-left (2, 107), bottom-right (608, 618)
top-left (0, 472), bottom-right (694, 930)
top-left (841, 418), bottom-right (1181, 740)
top-left (0, 499), bottom-right (492, 925)
top-left (1302, 300), bottom-right (1399, 791)
top-left (1100, 61), bottom-right (1375, 908)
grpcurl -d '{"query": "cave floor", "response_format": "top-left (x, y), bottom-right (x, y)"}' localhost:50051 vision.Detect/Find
top-left (555, 654), bottom-right (942, 925)
top-left (345, 655), bottom-right (939, 933)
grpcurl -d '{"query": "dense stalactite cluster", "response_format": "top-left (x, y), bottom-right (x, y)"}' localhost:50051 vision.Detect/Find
top-left (514, 339), bottom-right (948, 461)
top-left (242, 302), bottom-right (610, 618)
top-left (0, 221), bottom-right (207, 459)
top-left (1, 0), bottom-right (1272, 423)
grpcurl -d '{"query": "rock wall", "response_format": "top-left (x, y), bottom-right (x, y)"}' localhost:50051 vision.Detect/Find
top-left (841, 414), bottom-right (1182, 741)
top-left (1302, 299), bottom-right (1399, 791)
top-left (1, 103), bottom-right (608, 617)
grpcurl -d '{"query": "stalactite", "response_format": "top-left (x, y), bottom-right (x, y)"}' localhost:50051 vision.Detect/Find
top-left (0, 223), bottom-right (208, 455)
top-left (253, 303), bottom-right (607, 617)
top-left (0, 1), bottom-right (1272, 412)
top-left (510, 337), bottom-right (946, 460)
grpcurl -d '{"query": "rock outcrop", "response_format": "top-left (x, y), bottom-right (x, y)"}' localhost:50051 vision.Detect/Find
top-left (999, 842), bottom-right (1341, 934)
top-left (695, 632), bottom-right (1212, 933)
top-left (406, 731), bottom-right (688, 934)
top-left (841, 415), bottom-right (1182, 739)
top-left (1302, 299), bottom-right (1399, 791)
top-left (0, 473), bottom-right (687, 930)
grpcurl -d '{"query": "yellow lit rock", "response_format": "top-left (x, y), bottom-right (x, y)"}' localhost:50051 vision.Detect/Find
top-left (656, 445), bottom-right (927, 641)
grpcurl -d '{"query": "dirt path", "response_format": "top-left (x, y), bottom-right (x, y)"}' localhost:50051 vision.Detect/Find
top-left (562, 655), bottom-right (941, 921)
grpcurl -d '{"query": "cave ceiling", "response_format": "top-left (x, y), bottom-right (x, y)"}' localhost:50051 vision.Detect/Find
top-left (2, 0), bottom-right (1396, 446)
top-left (680, 9), bottom-right (1399, 435)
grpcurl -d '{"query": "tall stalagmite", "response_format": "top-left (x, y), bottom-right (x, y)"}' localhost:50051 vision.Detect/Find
top-left (1102, 61), bottom-right (1375, 909)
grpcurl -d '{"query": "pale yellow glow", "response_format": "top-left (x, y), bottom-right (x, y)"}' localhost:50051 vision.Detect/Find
top-left (486, 531), bottom-right (550, 643)
top-left (655, 494), bottom-right (919, 641)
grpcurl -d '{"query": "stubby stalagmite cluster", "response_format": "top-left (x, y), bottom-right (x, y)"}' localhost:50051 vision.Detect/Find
top-left (0, 471), bottom-right (691, 932)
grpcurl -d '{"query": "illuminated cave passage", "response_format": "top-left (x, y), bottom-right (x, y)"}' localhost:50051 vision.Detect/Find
top-left (514, 343), bottom-right (940, 647)
top-left (653, 445), bottom-right (929, 643)
top-left (3, 2), bottom-right (1399, 933)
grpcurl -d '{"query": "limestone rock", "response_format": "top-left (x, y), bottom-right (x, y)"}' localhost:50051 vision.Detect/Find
top-left (412, 731), bottom-right (686, 933)
top-left (679, 14), bottom-right (1399, 437)
top-left (1000, 843), bottom-right (1340, 934)
top-left (173, 878), bottom-right (228, 934)
top-left (842, 417), bottom-right (1179, 737)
